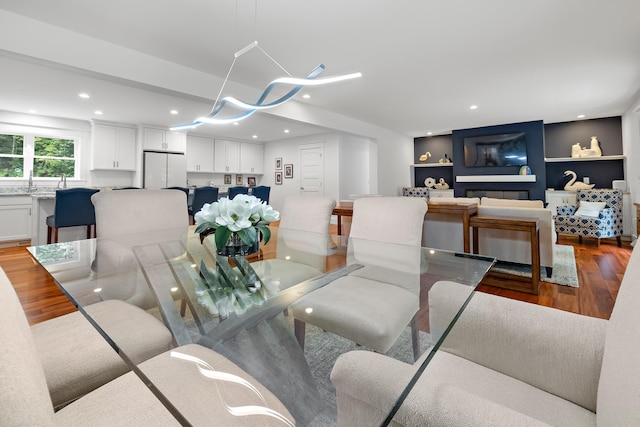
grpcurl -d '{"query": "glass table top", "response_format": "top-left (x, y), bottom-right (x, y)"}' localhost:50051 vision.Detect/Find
top-left (28, 226), bottom-right (495, 426)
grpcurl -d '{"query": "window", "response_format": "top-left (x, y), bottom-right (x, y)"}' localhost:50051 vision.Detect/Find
top-left (0, 134), bottom-right (25, 178)
top-left (0, 133), bottom-right (77, 179)
top-left (33, 137), bottom-right (76, 178)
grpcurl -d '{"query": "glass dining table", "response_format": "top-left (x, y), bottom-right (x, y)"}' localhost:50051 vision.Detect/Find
top-left (28, 226), bottom-right (495, 426)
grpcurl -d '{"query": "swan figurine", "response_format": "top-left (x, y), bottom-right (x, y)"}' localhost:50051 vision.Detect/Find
top-left (563, 170), bottom-right (595, 191)
top-left (419, 151), bottom-right (431, 162)
top-left (433, 178), bottom-right (449, 190)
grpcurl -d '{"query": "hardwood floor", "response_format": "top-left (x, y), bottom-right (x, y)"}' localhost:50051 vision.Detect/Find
top-left (1, 231), bottom-right (633, 326)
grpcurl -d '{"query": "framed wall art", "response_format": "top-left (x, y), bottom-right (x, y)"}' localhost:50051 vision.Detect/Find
top-left (275, 157), bottom-right (282, 170)
top-left (275, 171), bottom-right (283, 185)
top-left (224, 174), bottom-right (232, 185)
top-left (236, 175), bottom-right (243, 185)
top-left (284, 164), bottom-right (293, 178)
top-left (247, 176), bottom-right (256, 187)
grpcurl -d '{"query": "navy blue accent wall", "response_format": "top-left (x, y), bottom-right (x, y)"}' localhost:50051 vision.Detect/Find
top-left (451, 120), bottom-right (546, 200)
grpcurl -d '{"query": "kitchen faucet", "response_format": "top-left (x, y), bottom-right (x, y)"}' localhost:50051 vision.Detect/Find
top-left (57, 173), bottom-right (67, 189)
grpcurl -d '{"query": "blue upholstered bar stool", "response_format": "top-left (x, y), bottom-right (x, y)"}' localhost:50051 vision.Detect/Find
top-left (46, 188), bottom-right (100, 244)
top-left (188, 186), bottom-right (219, 225)
top-left (251, 185), bottom-right (271, 203)
top-left (228, 186), bottom-right (249, 199)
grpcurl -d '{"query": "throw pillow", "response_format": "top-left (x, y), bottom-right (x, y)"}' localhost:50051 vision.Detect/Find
top-left (575, 201), bottom-right (607, 218)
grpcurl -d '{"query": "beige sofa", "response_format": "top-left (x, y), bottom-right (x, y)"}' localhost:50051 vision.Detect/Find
top-left (422, 196), bottom-right (555, 277)
top-left (330, 240), bottom-right (640, 426)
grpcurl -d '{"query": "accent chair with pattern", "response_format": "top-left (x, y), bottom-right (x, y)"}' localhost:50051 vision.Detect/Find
top-left (554, 189), bottom-right (623, 247)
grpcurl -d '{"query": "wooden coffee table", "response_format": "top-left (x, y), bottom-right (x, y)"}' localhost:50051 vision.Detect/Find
top-left (470, 215), bottom-right (541, 295)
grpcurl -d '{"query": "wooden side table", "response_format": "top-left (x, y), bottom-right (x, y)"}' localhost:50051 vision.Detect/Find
top-left (332, 205), bottom-right (353, 235)
top-left (635, 203), bottom-right (640, 239)
top-left (470, 215), bottom-right (541, 295)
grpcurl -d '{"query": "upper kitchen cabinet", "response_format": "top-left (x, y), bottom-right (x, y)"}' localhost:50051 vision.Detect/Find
top-left (186, 134), bottom-right (215, 173)
top-left (142, 126), bottom-right (186, 153)
top-left (91, 122), bottom-right (137, 170)
top-left (214, 140), bottom-right (240, 173)
top-left (240, 142), bottom-right (264, 174)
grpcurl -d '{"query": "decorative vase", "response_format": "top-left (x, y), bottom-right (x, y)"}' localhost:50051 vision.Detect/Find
top-left (216, 232), bottom-right (260, 257)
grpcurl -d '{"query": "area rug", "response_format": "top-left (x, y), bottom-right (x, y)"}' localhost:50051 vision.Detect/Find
top-left (294, 319), bottom-right (432, 426)
top-left (492, 244), bottom-right (578, 287)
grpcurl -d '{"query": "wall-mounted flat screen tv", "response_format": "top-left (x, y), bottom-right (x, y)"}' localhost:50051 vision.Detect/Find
top-left (463, 132), bottom-right (527, 167)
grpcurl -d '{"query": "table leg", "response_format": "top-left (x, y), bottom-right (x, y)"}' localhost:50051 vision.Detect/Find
top-left (530, 227), bottom-right (541, 294)
top-left (462, 213), bottom-right (471, 253)
top-left (336, 214), bottom-right (342, 235)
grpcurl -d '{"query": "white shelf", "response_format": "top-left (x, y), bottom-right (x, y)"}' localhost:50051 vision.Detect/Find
top-left (544, 155), bottom-right (625, 162)
top-left (411, 163), bottom-right (453, 168)
top-left (456, 175), bottom-right (536, 183)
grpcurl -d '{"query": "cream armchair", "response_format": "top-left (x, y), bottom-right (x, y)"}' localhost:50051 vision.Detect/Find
top-left (331, 241), bottom-right (640, 425)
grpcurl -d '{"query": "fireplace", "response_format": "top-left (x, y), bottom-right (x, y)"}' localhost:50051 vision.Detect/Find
top-left (466, 190), bottom-right (529, 200)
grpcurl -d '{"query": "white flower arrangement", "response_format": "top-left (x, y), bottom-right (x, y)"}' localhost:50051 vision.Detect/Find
top-left (194, 194), bottom-right (280, 250)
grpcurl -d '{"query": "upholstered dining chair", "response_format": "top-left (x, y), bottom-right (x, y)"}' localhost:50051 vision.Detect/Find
top-left (46, 188), bottom-right (100, 243)
top-left (554, 188), bottom-right (623, 247)
top-left (188, 186), bottom-right (219, 225)
top-left (91, 189), bottom-right (189, 309)
top-left (251, 185), bottom-right (271, 203)
top-left (227, 186), bottom-right (249, 199)
top-left (291, 196), bottom-right (427, 360)
top-left (250, 196), bottom-right (336, 296)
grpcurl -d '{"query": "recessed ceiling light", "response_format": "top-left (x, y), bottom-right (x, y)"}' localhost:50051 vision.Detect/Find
top-left (577, 114), bottom-right (585, 119)
top-left (28, 109), bottom-right (37, 114)
top-left (427, 132), bottom-right (433, 136)
top-left (94, 110), bottom-right (103, 115)
top-left (233, 122), bottom-right (239, 126)
top-left (469, 105), bottom-right (478, 110)
top-left (252, 134), bottom-right (258, 139)
top-left (302, 94), bottom-right (311, 99)
top-left (284, 129), bottom-right (290, 134)
top-left (170, 110), bottom-right (178, 115)
top-left (79, 93), bottom-right (90, 99)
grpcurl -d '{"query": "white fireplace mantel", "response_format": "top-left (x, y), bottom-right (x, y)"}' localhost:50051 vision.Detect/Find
top-left (455, 175), bottom-right (536, 183)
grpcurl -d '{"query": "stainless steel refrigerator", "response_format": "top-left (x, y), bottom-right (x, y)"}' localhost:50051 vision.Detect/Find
top-left (143, 151), bottom-right (187, 189)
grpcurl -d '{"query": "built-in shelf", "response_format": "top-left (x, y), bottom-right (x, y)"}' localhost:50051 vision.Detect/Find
top-left (456, 175), bottom-right (537, 183)
top-left (411, 163), bottom-right (453, 168)
top-left (544, 155), bottom-right (625, 163)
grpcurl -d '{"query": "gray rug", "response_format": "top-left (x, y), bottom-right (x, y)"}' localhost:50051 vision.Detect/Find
top-left (492, 244), bottom-right (578, 287)
top-left (298, 319), bottom-right (431, 426)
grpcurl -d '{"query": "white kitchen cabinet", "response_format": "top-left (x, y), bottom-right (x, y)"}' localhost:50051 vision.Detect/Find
top-left (186, 135), bottom-right (215, 173)
top-left (240, 142), bottom-right (264, 174)
top-left (214, 140), bottom-right (240, 173)
top-left (91, 123), bottom-right (136, 170)
top-left (142, 127), bottom-right (186, 153)
top-left (0, 196), bottom-right (31, 242)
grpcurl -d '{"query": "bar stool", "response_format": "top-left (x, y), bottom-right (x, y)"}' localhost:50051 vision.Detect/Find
top-left (228, 186), bottom-right (249, 199)
top-left (188, 186), bottom-right (219, 225)
top-left (46, 188), bottom-right (100, 244)
top-left (251, 185), bottom-right (270, 203)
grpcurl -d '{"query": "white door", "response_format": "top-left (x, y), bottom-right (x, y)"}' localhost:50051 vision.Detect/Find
top-left (299, 145), bottom-right (324, 195)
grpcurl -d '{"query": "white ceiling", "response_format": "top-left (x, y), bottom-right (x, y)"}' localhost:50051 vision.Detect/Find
top-left (1, 0), bottom-right (639, 142)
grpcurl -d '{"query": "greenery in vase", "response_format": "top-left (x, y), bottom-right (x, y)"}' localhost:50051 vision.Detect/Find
top-left (194, 195), bottom-right (280, 249)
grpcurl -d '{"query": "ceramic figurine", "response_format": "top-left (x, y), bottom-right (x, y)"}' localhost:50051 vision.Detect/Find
top-left (419, 151), bottom-right (431, 162)
top-left (563, 170), bottom-right (595, 191)
top-left (433, 178), bottom-right (449, 189)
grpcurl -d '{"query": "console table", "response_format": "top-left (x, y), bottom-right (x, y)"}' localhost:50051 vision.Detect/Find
top-left (470, 215), bottom-right (541, 295)
top-left (426, 202), bottom-right (478, 253)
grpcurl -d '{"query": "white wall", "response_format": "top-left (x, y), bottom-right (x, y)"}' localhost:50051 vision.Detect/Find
top-left (262, 133), bottom-right (339, 214)
top-left (338, 134), bottom-right (375, 199)
top-left (622, 95), bottom-right (640, 237)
